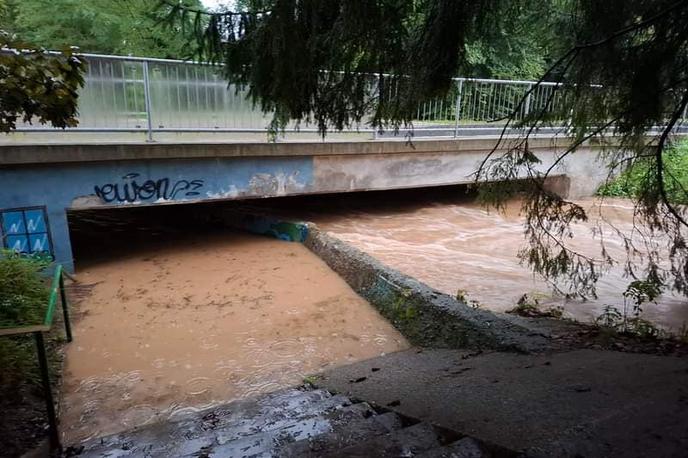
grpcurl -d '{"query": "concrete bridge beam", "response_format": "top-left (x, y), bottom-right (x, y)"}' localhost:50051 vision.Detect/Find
top-left (0, 137), bottom-right (613, 270)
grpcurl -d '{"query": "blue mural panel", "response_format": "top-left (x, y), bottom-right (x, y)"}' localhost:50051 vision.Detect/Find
top-left (28, 233), bottom-right (51, 253)
top-left (2, 211), bottom-right (25, 234)
top-left (24, 209), bottom-right (47, 233)
top-left (5, 234), bottom-right (28, 252)
top-left (0, 207), bottom-right (53, 258)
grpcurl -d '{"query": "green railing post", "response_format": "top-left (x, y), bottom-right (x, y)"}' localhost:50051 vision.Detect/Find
top-left (58, 270), bottom-right (73, 342)
top-left (34, 331), bottom-right (61, 452)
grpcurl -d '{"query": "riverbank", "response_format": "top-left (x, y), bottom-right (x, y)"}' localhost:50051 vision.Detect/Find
top-left (230, 187), bottom-right (686, 333)
top-left (312, 197), bottom-right (688, 331)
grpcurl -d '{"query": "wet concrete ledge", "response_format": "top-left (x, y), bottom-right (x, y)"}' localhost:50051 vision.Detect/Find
top-left (303, 225), bottom-right (551, 353)
top-left (200, 208), bottom-right (552, 353)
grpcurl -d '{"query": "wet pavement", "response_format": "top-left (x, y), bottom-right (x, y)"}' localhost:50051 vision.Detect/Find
top-left (318, 347), bottom-right (688, 457)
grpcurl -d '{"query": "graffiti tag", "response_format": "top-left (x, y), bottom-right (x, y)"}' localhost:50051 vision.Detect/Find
top-left (94, 173), bottom-right (205, 203)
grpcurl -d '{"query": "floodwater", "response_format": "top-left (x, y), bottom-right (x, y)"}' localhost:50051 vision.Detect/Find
top-left (60, 189), bottom-right (688, 442)
top-left (61, 217), bottom-right (408, 443)
top-left (299, 192), bottom-right (688, 332)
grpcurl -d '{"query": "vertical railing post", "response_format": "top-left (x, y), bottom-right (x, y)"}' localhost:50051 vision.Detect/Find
top-left (373, 73), bottom-right (379, 140)
top-left (524, 83), bottom-right (533, 119)
top-left (35, 332), bottom-right (60, 452)
top-left (59, 271), bottom-right (72, 342)
top-left (142, 60), bottom-right (154, 142)
top-left (453, 79), bottom-right (464, 138)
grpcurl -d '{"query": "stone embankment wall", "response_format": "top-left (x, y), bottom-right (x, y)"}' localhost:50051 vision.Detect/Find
top-left (304, 225), bottom-right (549, 353)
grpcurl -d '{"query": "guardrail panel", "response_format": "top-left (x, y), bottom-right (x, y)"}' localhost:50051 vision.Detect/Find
top-left (11, 51), bottom-right (580, 136)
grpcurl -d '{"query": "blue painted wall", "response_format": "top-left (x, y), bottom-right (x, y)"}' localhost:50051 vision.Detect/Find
top-left (0, 156), bottom-right (313, 271)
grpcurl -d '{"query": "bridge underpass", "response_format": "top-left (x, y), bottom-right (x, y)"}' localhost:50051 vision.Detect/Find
top-left (0, 136), bottom-right (604, 272)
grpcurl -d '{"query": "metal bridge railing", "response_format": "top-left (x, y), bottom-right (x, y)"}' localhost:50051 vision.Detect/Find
top-left (15, 52), bottom-right (569, 140)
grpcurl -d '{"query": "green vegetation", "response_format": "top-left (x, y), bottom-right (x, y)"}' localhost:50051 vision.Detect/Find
top-left (463, 1), bottom-right (573, 81)
top-left (598, 140), bottom-right (688, 205)
top-left (0, 251), bottom-right (53, 388)
top-left (594, 280), bottom-right (663, 339)
top-left (0, 334), bottom-right (63, 387)
top-left (594, 307), bottom-right (663, 339)
top-left (507, 293), bottom-right (564, 319)
top-left (161, 0), bottom-right (574, 133)
top-left (0, 3), bottom-right (80, 401)
top-left (0, 250), bottom-right (50, 328)
top-left (455, 289), bottom-right (482, 309)
top-left (0, 0), bottom-right (202, 58)
top-left (0, 32), bottom-right (84, 132)
top-left (302, 374), bottom-right (322, 387)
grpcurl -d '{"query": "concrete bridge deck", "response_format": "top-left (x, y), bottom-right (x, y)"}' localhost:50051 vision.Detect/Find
top-left (0, 136), bottom-right (607, 270)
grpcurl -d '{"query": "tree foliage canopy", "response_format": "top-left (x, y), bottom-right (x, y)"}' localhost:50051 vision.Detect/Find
top-left (163, 0), bottom-right (688, 301)
top-left (0, 0), bottom-right (202, 131)
top-left (162, 0), bottom-right (539, 132)
top-left (0, 33), bottom-right (84, 132)
top-left (478, 0), bottom-right (688, 298)
top-left (1, 0), bottom-right (203, 58)
top-left (160, 0), bottom-right (574, 131)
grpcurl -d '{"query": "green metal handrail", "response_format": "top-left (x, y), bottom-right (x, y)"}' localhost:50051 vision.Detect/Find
top-left (0, 264), bottom-right (72, 452)
top-left (43, 265), bottom-right (73, 340)
top-left (43, 266), bottom-right (62, 328)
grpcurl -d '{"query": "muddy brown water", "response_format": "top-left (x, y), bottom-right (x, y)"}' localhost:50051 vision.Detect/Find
top-left (303, 195), bottom-right (688, 332)
top-left (61, 227), bottom-right (408, 443)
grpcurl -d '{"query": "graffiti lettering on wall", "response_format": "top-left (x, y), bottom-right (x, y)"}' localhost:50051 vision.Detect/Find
top-left (94, 173), bottom-right (205, 204)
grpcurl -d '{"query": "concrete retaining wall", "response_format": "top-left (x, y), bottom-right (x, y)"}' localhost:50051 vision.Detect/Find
top-left (304, 225), bottom-right (550, 353)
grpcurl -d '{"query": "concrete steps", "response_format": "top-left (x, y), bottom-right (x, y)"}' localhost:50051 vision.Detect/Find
top-left (416, 437), bottom-right (491, 458)
top-left (71, 387), bottom-right (497, 457)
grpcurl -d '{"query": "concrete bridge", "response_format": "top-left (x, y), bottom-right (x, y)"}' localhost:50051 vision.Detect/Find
top-left (0, 136), bottom-right (608, 271)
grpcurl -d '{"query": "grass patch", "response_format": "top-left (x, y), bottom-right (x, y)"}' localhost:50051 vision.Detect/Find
top-left (0, 250), bottom-right (50, 328)
top-left (597, 139), bottom-right (688, 204)
top-left (507, 293), bottom-right (564, 319)
top-left (456, 289), bottom-right (482, 309)
top-left (302, 374), bottom-right (322, 387)
top-left (0, 250), bottom-right (53, 388)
